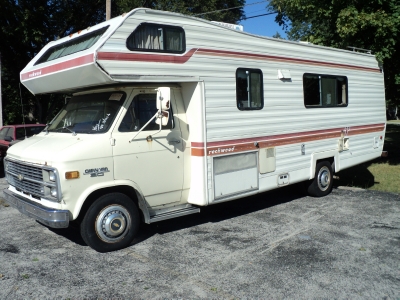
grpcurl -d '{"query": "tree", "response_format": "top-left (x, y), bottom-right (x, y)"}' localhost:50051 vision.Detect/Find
top-left (272, 32), bottom-right (284, 39)
top-left (0, 0), bottom-right (244, 125)
top-left (268, 0), bottom-right (400, 108)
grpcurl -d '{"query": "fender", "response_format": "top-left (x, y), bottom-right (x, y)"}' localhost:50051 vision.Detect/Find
top-left (310, 150), bottom-right (339, 179)
top-left (71, 179), bottom-right (150, 223)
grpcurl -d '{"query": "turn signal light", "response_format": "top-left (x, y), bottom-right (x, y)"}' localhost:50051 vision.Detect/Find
top-left (65, 171), bottom-right (80, 180)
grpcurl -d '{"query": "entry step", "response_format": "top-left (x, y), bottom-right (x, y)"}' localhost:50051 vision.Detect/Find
top-left (149, 205), bottom-right (200, 223)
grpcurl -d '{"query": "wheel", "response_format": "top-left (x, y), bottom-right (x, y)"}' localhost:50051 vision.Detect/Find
top-left (80, 193), bottom-right (140, 252)
top-left (307, 161), bottom-right (333, 197)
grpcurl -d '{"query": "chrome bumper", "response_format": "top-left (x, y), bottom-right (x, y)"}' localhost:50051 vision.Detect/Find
top-left (3, 189), bottom-right (69, 228)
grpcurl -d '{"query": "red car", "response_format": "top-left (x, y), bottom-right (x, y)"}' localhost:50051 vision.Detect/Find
top-left (0, 124), bottom-right (46, 161)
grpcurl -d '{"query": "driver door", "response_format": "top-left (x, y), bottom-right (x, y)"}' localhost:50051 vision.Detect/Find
top-left (112, 89), bottom-right (184, 207)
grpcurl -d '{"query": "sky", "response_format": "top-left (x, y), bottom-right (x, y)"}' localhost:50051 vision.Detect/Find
top-left (239, 0), bottom-right (287, 38)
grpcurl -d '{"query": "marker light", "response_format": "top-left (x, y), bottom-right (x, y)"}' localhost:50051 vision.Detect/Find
top-left (65, 171), bottom-right (80, 180)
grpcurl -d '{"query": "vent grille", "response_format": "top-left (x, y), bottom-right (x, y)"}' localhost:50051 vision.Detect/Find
top-left (266, 148), bottom-right (275, 158)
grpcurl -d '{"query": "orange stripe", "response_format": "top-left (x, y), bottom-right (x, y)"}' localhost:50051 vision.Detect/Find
top-left (191, 148), bottom-right (205, 157)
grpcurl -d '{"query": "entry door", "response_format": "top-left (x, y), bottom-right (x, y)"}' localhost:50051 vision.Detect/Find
top-left (112, 90), bottom-right (184, 207)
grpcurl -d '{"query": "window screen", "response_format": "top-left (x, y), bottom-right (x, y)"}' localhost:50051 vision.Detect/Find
top-left (303, 74), bottom-right (348, 108)
top-left (35, 26), bottom-right (109, 65)
top-left (118, 94), bottom-right (173, 132)
top-left (236, 68), bottom-right (263, 110)
top-left (126, 23), bottom-right (185, 53)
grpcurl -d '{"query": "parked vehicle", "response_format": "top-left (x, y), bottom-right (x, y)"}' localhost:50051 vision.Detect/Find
top-left (0, 124), bottom-right (46, 161)
top-left (3, 8), bottom-right (386, 252)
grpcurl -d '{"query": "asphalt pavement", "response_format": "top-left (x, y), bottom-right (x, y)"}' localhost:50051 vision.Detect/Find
top-left (0, 176), bottom-right (399, 299)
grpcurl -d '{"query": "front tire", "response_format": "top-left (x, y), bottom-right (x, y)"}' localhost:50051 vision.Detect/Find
top-left (80, 193), bottom-right (139, 252)
top-left (307, 161), bottom-right (333, 197)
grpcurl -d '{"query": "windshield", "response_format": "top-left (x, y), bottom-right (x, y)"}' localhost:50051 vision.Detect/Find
top-left (48, 92), bottom-right (126, 134)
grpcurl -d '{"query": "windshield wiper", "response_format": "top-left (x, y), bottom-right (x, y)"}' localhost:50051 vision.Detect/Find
top-left (49, 126), bottom-right (77, 135)
top-left (62, 126), bottom-right (77, 136)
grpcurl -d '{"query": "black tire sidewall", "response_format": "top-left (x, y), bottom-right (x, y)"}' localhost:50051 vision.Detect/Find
top-left (81, 193), bottom-right (139, 252)
top-left (307, 161), bottom-right (333, 197)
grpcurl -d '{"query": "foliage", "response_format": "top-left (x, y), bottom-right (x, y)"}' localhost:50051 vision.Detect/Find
top-left (0, 0), bottom-right (244, 125)
top-left (335, 123), bottom-right (400, 194)
top-left (116, 0), bottom-right (244, 23)
top-left (268, 0), bottom-right (400, 107)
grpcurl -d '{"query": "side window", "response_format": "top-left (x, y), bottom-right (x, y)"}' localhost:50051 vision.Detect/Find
top-left (7, 128), bottom-right (15, 139)
top-left (303, 74), bottom-right (348, 108)
top-left (236, 68), bottom-right (263, 110)
top-left (16, 128), bottom-right (25, 140)
top-left (0, 128), bottom-right (10, 140)
top-left (119, 94), bottom-right (173, 132)
top-left (126, 23), bottom-right (185, 53)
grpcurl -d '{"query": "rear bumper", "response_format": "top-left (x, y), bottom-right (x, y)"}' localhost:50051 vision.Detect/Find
top-left (3, 189), bottom-right (69, 228)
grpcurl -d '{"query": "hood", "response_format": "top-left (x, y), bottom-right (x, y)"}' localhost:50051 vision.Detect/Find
top-left (6, 132), bottom-right (112, 166)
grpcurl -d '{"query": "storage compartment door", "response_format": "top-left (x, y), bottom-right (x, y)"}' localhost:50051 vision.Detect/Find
top-left (213, 152), bottom-right (258, 200)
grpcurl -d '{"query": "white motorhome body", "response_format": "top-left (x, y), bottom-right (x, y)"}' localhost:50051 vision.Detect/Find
top-left (4, 8), bottom-right (386, 252)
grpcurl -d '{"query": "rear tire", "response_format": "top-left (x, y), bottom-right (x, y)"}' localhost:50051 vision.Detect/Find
top-left (307, 161), bottom-right (333, 197)
top-left (80, 192), bottom-right (139, 252)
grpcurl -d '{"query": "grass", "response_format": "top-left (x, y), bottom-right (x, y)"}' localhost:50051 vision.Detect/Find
top-left (335, 123), bottom-right (400, 194)
top-left (0, 198), bottom-right (9, 207)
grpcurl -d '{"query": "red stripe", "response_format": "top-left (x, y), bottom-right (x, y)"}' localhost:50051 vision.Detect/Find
top-left (97, 48), bottom-right (379, 73)
top-left (97, 48), bottom-right (198, 64)
top-left (196, 49), bottom-right (380, 73)
top-left (191, 123), bottom-right (385, 156)
top-left (207, 124), bottom-right (384, 148)
top-left (191, 142), bottom-right (204, 148)
top-left (21, 46), bottom-right (379, 80)
top-left (21, 54), bottom-right (94, 81)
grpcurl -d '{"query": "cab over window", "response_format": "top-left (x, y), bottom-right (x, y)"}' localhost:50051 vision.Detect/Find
top-left (236, 68), bottom-right (263, 110)
top-left (303, 74), bottom-right (348, 108)
top-left (127, 23), bottom-right (185, 53)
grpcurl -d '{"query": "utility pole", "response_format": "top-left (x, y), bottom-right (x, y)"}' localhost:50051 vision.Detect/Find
top-left (0, 52), bottom-right (3, 127)
top-left (106, 0), bottom-right (111, 20)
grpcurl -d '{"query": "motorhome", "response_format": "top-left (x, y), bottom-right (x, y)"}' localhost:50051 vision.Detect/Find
top-left (3, 8), bottom-right (386, 252)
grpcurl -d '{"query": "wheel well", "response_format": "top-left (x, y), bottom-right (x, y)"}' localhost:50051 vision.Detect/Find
top-left (317, 157), bottom-right (335, 172)
top-left (76, 186), bottom-right (144, 224)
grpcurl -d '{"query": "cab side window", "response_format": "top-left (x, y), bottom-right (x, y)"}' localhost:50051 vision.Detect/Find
top-left (119, 94), bottom-right (173, 132)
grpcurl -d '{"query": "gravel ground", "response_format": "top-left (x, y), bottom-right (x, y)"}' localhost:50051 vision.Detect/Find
top-left (0, 176), bottom-right (399, 299)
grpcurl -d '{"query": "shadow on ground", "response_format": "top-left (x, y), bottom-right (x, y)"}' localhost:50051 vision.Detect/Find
top-left (47, 184), bottom-right (307, 249)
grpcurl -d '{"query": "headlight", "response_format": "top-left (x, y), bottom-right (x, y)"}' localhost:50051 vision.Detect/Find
top-left (50, 187), bottom-right (58, 197)
top-left (49, 171), bottom-right (56, 181)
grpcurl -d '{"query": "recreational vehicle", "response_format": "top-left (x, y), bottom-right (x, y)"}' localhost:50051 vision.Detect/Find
top-left (3, 8), bottom-right (386, 252)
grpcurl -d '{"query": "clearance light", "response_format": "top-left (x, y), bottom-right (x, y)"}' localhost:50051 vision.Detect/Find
top-left (65, 171), bottom-right (80, 180)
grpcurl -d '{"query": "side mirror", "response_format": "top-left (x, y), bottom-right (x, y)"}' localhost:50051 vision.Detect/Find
top-left (4, 136), bottom-right (13, 142)
top-left (155, 111), bottom-right (169, 126)
top-left (155, 87), bottom-right (170, 126)
top-left (156, 87), bottom-right (171, 111)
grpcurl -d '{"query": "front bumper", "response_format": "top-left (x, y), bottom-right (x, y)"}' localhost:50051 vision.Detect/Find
top-left (3, 189), bottom-right (69, 228)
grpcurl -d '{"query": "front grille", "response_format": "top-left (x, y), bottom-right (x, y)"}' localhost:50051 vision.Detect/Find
top-left (7, 160), bottom-right (43, 181)
top-left (6, 160), bottom-right (44, 198)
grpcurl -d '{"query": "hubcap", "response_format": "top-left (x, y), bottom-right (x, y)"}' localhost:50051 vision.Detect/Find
top-left (317, 166), bottom-right (331, 191)
top-left (95, 205), bottom-right (131, 243)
